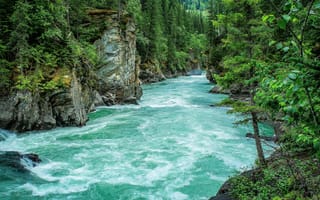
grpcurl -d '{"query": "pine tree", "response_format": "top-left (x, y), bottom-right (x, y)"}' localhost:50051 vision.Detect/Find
top-left (212, 0), bottom-right (268, 166)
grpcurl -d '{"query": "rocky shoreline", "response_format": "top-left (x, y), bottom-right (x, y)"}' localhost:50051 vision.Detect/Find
top-left (207, 80), bottom-right (278, 200)
top-left (209, 148), bottom-right (320, 200)
top-left (206, 82), bottom-right (307, 200)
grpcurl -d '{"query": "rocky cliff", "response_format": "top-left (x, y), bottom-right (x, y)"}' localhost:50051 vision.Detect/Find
top-left (0, 12), bottom-right (141, 132)
top-left (0, 70), bottom-right (93, 132)
top-left (95, 13), bottom-right (142, 105)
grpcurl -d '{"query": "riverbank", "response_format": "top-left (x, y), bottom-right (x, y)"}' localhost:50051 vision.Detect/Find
top-left (207, 83), bottom-right (320, 199)
top-left (210, 148), bottom-right (320, 200)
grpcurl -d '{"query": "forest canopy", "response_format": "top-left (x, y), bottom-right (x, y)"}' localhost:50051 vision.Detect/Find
top-left (0, 0), bottom-right (207, 93)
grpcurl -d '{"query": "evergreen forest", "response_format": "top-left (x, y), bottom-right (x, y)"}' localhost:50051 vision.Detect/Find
top-left (206, 0), bottom-right (320, 199)
top-left (0, 0), bottom-right (207, 92)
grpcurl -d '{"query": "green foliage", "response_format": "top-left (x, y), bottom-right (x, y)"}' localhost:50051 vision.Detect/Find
top-left (0, 0), bottom-right (111, 93)
top-left (0, 59), bottom-right (12, 90)
top-left (127, 0), bottom-right (143, 23)
top-left (0, 0), bottom-right (207, 93)
top-left (136, 0), bottom-right (207, 71)
top-left (229, 155), bottom-right (320, 200)
top-left (14, 66), bottom-right (72, 92)
top-left (208, 0), bottom-right (320, 155)
top-left (173, 51), bottom-right (189, 71)
top-left (204, 0), bottom-right (320, 198)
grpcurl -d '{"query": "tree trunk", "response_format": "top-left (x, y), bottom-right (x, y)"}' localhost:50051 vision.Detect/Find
top-left (251, 111), bottom-right (266, 166)
top-left (249, 62), bottom-right (266, 166)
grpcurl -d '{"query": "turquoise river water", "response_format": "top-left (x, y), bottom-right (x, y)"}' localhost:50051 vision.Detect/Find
top-left (0, 75), bottom-right (273, 200)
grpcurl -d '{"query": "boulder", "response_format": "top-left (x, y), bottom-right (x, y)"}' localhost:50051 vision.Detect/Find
top-left (209, 85), bottom-right (229, 94)
top-left (0, 151), bottom-right (41, 172)
top-left (139, 60), bottom-right (166, 84)
top-left (139, 69), bottom-right (166, 83)
top-left (123, 96), bottom-right (138, 105)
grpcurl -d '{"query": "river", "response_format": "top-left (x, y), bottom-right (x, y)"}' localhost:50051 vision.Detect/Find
top-left (0, 75), bottom-right (273, 199)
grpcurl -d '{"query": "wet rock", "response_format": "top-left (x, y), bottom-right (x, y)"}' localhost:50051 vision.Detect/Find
top-left (0, 151), bottom-right (41, 172)
top-left (102, 93), bottom-right (116, 106)
top-left (139, 60), bottom-right (166, 84)
top-left (22, 153), bottom-right (42, 166)
top-left (209, 85), bottom-right (229, 94)
top-left (209, 181), bottom-right (234, 200)
top-left (51, 71), bottom-right (90, 127)
top-left (164, 71), bottom-right (186, 79)
top-left (123, 96), bottom-right (138, 105)
top-left (139, 69), bottom-right (166, 83)
top-left (94, 91), bottom-right (105, 106)
top-left (229, 83), bottom-right (250, 96)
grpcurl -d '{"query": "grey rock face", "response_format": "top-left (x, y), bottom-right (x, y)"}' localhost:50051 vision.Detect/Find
top-left (0, 91), bottom-right (56, 131)
top-left (0, 70), bottom-right (92, 132)
top-left (0, 14), bottom-right (141, 132)
top-left (95, 14), bottom-right (142, 105)
top-left (51, 71), bottom-right (89, 127)
top-left (209, 85), bottom-right (229, 94)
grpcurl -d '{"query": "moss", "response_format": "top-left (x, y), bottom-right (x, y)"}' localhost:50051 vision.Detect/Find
top-left (51, 68), bottom-right (72, 88)
top-left (14, 67), bottom-right (72, 92)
